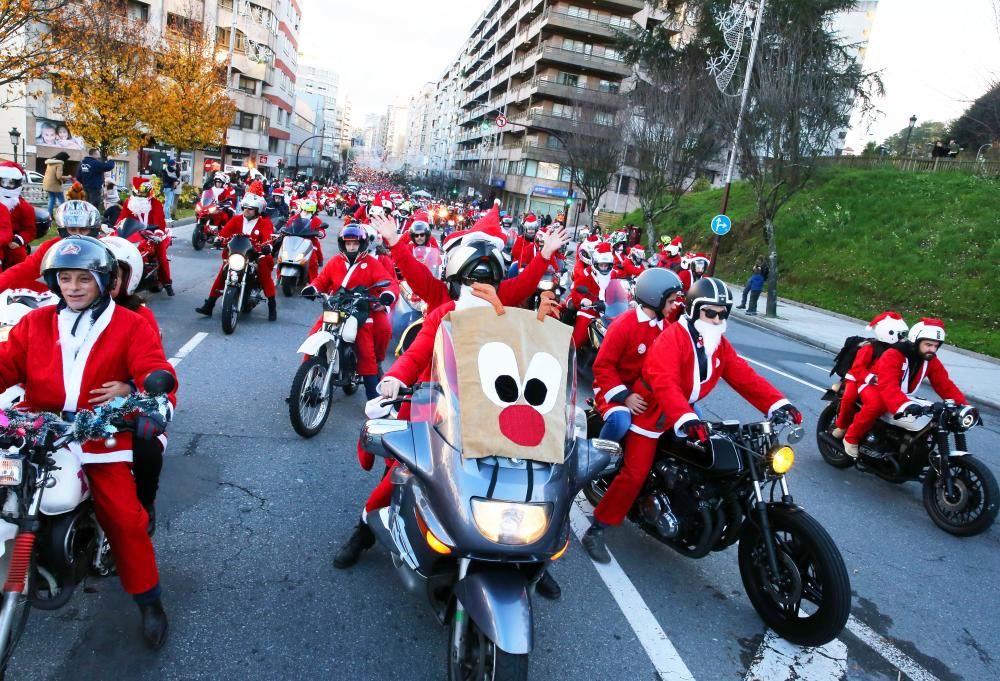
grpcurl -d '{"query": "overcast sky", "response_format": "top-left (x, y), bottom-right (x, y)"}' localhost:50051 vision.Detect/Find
top-left (299, 0), bottom-right (1000, 145)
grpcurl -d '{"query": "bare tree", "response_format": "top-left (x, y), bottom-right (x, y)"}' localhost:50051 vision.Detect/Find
top-left (562, 102), bottom-right (627, 232)
top-left (730, 1), bottom-right (882, 316)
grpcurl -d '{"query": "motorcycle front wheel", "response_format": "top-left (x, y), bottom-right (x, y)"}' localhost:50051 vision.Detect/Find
top-left (281, 276), bottom-right (295, 298)
top-left (922, 455), bottom-right (999, 536)
top-left (448, 610), bottom-right (528, 681)
top-left (816, 402), bottom-right (852, 469)
top-left (737, 506), bottom-right (850, 647)
top-left (192, 223), bottom-right (206, 251)
top-left (289, 355), bottom-right (332, 438)
top-left (0, 572), bottom-right (32, 680)
top-left (221, 285), bottom-right (241, 335)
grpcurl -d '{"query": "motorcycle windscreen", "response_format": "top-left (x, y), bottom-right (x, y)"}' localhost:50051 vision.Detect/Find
top-left (117, 218), bottom-right (146, 239)
top-left (199, 190), bottom-right (216, 206)
top-left (604, 279), bottom-right (632, 320)
top-left (412, 246), bottom-right (442, 278)
top-left (282, 217), bottom-right (321, 238)
top-left (438, 306), bottom-right (574, 464)
top-left (279, 235), bottom-right (312, 261)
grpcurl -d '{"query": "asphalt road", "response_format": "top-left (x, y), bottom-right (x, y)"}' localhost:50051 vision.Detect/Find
top-left (7, 217), bottom-right (999, 681)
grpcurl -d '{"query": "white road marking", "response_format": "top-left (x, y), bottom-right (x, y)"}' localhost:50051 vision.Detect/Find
top-left (744, 630), bottom-right (847, 681)
top-left (570, 497), bottom-right (696, 681)
top-left (805, 362), bottom-right (830, 373)
top-left (738, 355), bottom-right (826, 393)
top-left (844, 616), bottom-right (941, 681)
top-left (168, 332), bottom-right (208, 367)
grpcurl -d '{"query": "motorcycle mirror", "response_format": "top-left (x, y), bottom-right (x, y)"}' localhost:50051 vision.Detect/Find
top-left (786, 427), bottom-right (804, 445)
top-left (144, 369), bottom-right (176, 395)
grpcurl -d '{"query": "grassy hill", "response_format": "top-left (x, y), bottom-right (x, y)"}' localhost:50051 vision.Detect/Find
top-left (619, 167), bottom-right (1000, 357)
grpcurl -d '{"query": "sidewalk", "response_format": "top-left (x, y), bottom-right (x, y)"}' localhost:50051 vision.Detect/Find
top-left (726, 283), bottom-right (1000, 410)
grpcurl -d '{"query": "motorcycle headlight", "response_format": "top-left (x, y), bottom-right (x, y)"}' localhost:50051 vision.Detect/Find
top-left (0, 326), bottom-right (11, 343)
top-left (769, 446), bottom-right (795, 474)
top-left (539, 280), bottom-right (554, 291)
top-left (323, 310), bottom-right (340, 324)
top-left (956, 405), bottom-right (979, 432)
top-left (295, 253), bottom-right (307, 263)
top-left (0, 457), bottom-right (22, 486)
top-left (228, 253), bottom-right (247, 271)
top-left (471, 498), bottom-right (550, 545)
top-left (209, 206), bottom-right (218, 214)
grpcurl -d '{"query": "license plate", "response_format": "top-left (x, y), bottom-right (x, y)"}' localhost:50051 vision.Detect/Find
top-left (323, 311), bottom-right (340, 324)
top-left (0, 458), bottom-right (22, 486)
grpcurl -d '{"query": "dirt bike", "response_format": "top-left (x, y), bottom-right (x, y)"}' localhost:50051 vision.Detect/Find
top-left (817, 386), bottom-right (997, 536)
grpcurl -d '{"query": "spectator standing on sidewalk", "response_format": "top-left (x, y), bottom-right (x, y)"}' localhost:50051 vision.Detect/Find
top-left (744, 267), bottom-right (765, 315)
top-left (76, 148), bottom-right (116, 207)
top-left (159, 159), bottom-right (180, 222)
top-left (103, 181), bottom-right (122, 226)
top-left (42, 151), bottom-right (72, 214)
top-left (737, 257), bottom-right (768, 310)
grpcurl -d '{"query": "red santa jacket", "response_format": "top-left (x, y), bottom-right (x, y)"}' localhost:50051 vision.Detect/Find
top-left (632, 320), bottom-right (787, 437)
top-left (390, 240), bottom-right (550, 312)
top-left (351, 204), bottom-right (370, 224)
top-left (117, 197), bottom-right (167, 230)
top-left (873, 347), bottom-right (966, 414)
top-left (0, 236), bottom-right (62, 292)
top-left (385, 302), bottom-right (454, 387)
top-left (512, 237), bottom-right (539, 268)
top-left (592, 307), bottom-right (665, 417)
top-left (569, 266), bottom-right (625, 319)
top-left (219, 214), bottom-right (274, 251)
top-left (844, 343), bottom-right (877, 392)
top-left (311, 252), bottom-right (397, 308)
top-left (0, 302), bottom-right (176, 462)
top-left (0, 204), bottom-right (14, 249)
top-left (4, 198), bottom-right (36, 248)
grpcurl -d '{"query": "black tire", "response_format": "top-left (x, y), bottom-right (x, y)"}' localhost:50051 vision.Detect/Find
top-left (221, 284), bottom-right (240, 335)
top-left (192, 223), bottom-right (206, 251)
top-left (816, 402), bottom-right (852, 468)
top-left (922, 455), bottom-right (999, 536)
top-left (447, 608), bottom-right (528, 681)
top-left (737, 506), bottom-right (850, 647)
top-left (342, 381), bottom-right (358, 396)
top-left (281, 277), bottom-right (295, 298)
top-left (289, 356), bottom-right (332, 438)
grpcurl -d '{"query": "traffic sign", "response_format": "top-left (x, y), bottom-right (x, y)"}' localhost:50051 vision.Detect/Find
top-left (495, 114), bottom-right (508, 128)
top-left (711, 214), bottom-right (732, 236)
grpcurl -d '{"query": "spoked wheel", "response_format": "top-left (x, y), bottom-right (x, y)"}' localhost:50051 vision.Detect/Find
top-left (816, 403), bottom-right (852, 469)
top-left (221, 285), bottom-right (240, 335)
top-left (583, 473), bottom-right (615, 508)
top-left (737, 507), bottom-right (850, 647)
top-left (192, 224), bottom-right (206, 250)
top-left (448, 609), bottom-right (528, 681)
top-left (923, 455), bottom-right (999, 536)
top-left (289, 356), bottom-right (332, 438)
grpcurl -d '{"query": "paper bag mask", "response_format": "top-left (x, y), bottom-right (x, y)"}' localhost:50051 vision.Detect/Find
top-left (447, 306), bottom-right (573, 464)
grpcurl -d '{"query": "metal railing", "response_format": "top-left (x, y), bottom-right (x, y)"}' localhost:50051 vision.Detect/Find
top-left (816, 155), bottom-right (1000, 176)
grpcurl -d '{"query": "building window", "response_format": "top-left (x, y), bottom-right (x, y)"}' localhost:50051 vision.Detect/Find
top-left (268, 137), bottom-right (280, 153)
top-left (538, 162), bottom-right (560, 181)
top-left (556, 72), bottom-right (579, 87)
top-left (598, 79), bottom-right (619, 93)
top-left (524, 160), bottom-right (538, 177)
top-left (166, 12), bottom-right (201, 36)
top-left (593, 110), bottom-right (614, 126)
top-left (237, 76), bottom-right (256, 94)
top-left (561, 39), bottom-right (592, 55)
top-left (234, 112), bottom-right (255, 130)
top-left (551, 103), bottom-right (577, 119)
top-left (126, 1), bottom-right (149, 22)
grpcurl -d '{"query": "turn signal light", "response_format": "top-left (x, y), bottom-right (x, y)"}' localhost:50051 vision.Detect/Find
top-left (550, 538), bottom-right (570, 562)
top-left (425, 530), bottom-right (452, 555)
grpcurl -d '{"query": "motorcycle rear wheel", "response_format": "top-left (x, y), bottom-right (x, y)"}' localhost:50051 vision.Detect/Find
top-left (447, 610), bottom-right (528, 681)
top-left (289, 356), bottom-right (332, 438)
top-left (737, 506), bottom-right (850, 647)
top-left (221, 285), bottom-right (240, 335)
top-left (922, 455), bottom-right (999, 536)
top-left (816, 403), bottom-right (852, 469)
top-left (192, 224), bottom-right (206, 251)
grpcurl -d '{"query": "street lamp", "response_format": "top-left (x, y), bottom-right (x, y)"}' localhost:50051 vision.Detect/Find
top-left (903, 115), bottom-right (917, 156)
top-left (8, 128), bottom-right (20, 163)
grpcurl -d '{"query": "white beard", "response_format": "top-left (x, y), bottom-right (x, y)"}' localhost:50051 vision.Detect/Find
top-left (594, 270), bottom-right (611, 297)
top-left (454, 285), bottom-right (493, 311)
top-left (693, 318), bottom-right (727, 356)
top-left (127, 196), bottom-right (151, 223)
top-left (0, 188), bottom-right (20, 211)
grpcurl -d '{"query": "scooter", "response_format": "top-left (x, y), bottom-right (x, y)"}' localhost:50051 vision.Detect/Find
top-left (276, 217), bottom-right (324, 297)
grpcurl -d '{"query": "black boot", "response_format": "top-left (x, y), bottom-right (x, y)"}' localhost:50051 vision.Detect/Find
top-left (267, 297), bottom-right (277, 321)
top-left (333, 521), bottom-right (375, 569)
top-left (195, 297), bottom-right (216, 317)
top-left (582, 524), bottom-right (611, 564)
top-left (164, 283), bottom-right (175, 297)
top-left (536, 570), bottom-right (561, 601)
top-left (138, 599), bottom-right (168, 649)
top-left (144, 504), bottom-right (156, 537)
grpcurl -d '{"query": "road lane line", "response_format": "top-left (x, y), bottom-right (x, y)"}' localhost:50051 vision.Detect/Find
top-left (738, 355), bottom-right (826, 393)
top-left (744, 630), bottom-right (847, 681)
top-left (570, 498), bottom-right (696, 681)
top-left (805, 362), bottom-right (830, 373)
top-left (844, 616), bottom-right (941, 681)
top-left (169, 332), bottom-right (208, 367)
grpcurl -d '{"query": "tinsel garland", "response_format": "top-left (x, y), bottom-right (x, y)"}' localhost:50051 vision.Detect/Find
top-left (0, 393), bottom-right (170, 445)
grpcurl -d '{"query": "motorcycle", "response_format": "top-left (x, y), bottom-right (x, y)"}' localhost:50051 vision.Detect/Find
top-left (192, 190), bottom-right (232, 251)
top-left (276, 217), bottom-right (324, 297)
top-left (288, 283), bottom-right (388, 438)
top-left (324, 197), bottom-right (335, 216)
top-left (0, 290), bottom-right (58, 409)
top-left (116, 218), bottom-right (170, 294)
top-left (360, 327), bottom-right (616, 681)
top-left (563, 279), bottom-right (633, 365)
top-left (219, 233), bottom-right (270, 335)
top-left (527, 269), bottom-right (570, 313)
top-left (817, 387), bottom-right (997, 536)
top-left (584, 410), bottom-right (851, 647)
top-left (0, 371), bottom-right (175, 680)
top-left (391, 247), bottom-right (442, 357)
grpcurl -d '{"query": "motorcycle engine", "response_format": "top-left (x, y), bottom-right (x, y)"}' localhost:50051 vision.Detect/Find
top-left (639, 493), bottom-right (680, 539)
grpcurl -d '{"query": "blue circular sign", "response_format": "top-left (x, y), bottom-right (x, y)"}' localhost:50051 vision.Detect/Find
top-left (711, 214), bottom-right (732, 236)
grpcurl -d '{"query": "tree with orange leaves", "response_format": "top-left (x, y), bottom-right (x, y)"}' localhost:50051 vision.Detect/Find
top-left (0, 0), bottom-right (76, 106)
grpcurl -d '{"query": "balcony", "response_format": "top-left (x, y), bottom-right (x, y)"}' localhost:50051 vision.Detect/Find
top-left (230, 89), bottom-right (266, 117)
top-left (225, 128), bottom-right (264, 150)
top-left (521, 141), bottom-right (570, 163)
top-left (512, 77), bottom-right (624, 106)
top-left (508, 110), bottom-right (581, 137)
top-left (541, 9), bottom-right (629, 40)
top-left (535, 44), bottom-right (630, 77)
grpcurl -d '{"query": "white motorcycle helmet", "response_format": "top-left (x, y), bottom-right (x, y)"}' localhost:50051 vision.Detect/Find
top-left (242, 193), bottom-right (267, 213)
top-left (907, 318), bottom-right (946, 345)
top-left (102, 236), bottom-right (144, 295)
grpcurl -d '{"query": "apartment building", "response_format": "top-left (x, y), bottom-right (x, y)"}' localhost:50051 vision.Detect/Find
top-left (432, 0), bottom-right (652, 218)
top-left (405, 83), bottom-right (436, 171)
top-left (296, 60), bottom-right (341, 158)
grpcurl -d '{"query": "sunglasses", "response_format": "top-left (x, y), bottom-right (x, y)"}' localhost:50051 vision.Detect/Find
top-left (702, 309), bottom-right (729, 320)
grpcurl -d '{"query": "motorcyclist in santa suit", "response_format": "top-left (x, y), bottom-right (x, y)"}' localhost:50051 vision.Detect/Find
top-left (582, 278), bottom-right (802, 563)
top-left (116, 177), bottom-right (174, 296)
top-left (0, 236), bottom-right (177, 648)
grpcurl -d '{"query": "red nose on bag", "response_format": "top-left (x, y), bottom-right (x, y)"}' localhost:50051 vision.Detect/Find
top-left (498, 405), bottom-right (545, 447)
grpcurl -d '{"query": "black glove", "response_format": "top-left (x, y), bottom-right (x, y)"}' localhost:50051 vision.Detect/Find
top-left (594, 301), bottom-right (606, 313)
top-left (301, 284), bottom-right (318, 300)
top-left (259, 243), bottom-right (273, 256)
top-left (131, 412), bottom-right (166, 440)
top-left (773, 404), bottom-right (804, 425)
top-left (682, 420), bottom-right (710, 448)
top-left (378, 291), bottom-right (395, 306)
top-left (895, 403), bottom-right (923, 419)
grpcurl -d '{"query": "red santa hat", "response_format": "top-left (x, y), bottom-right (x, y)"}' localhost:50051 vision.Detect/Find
top-left (593, 241), bottom-right (614, 262)
top-left (866, 311), bottom-right (908, 344)
top-left (411, 209), bottom-right (430, 223)
top-left (248, 180), bottom-right (266, 196)
top-left (464, 204), bottom-right (505, 247)
top-left (0, 160), bottom-right (26, 182)
top-left (908, 317), bottom-right (946, 344)
top-left (131, 176), bottom-right (153, 196)
top-left (522, 213), bottom-right (539, 229)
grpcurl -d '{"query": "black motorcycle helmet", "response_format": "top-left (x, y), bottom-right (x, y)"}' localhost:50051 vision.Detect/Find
top-left (444, 237), bottom-right (505, 300)
top-left (685, 277), bottom-right (733, 319)
top-left (634, 268), bottom-right (684, 319)
top-left (41, 235), bottom-right (118, 306)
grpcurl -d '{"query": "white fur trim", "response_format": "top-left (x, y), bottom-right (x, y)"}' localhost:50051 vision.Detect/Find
top-left (672, 412), bottom-right (700, 437)
top-left (766, 399), bottom-right (790, 418)
top-left (603, 384), bottom-right (627, 401)
top-left (628, 423), bottom-right (662, 439)
top-left (76, 449), bottom-right (133, 464)
top-left (61, 301), bottom-right (116, 412)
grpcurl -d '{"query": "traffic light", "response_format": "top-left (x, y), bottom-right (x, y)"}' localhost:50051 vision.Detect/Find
top-left (565, 196), bottom-right (573, 207)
